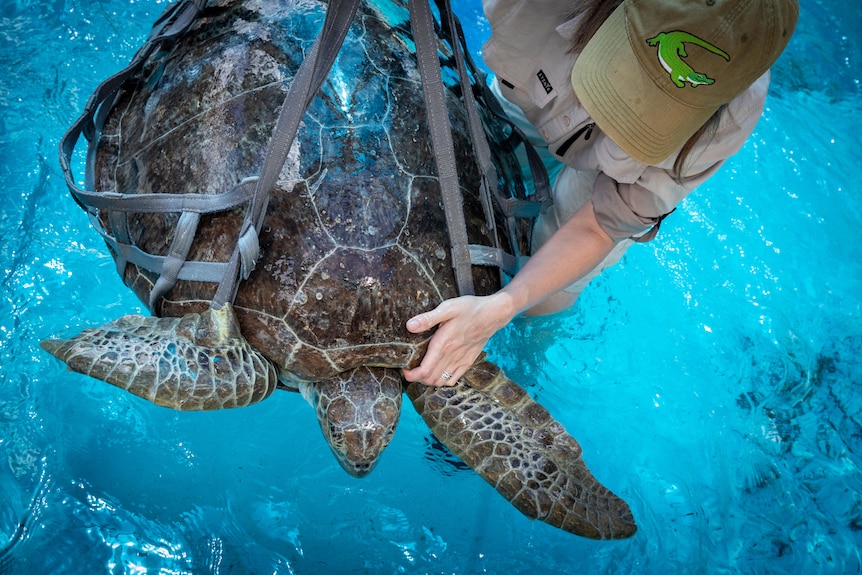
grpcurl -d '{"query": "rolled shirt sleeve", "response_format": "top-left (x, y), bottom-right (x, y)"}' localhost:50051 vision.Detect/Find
top-left (591, 161), bottom-right (725, 241)
top-left (583, 72), bottom-right (770, 241)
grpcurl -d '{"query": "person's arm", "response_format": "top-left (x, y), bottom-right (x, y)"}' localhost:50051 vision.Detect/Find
top-left (402, 198), bottom-right (616, 387)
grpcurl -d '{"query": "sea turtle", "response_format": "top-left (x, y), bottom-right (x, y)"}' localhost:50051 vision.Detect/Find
top-left (42, 0), bottom-right (636, 539)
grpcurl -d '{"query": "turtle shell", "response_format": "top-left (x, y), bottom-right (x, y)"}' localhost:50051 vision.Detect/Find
top-left (92, 0), bottom-right (529, 384)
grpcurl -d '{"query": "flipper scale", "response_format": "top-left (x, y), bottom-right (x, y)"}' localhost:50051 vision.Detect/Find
top-left (406, 359), bottom-right (636, 539)
top-left (41, 305), bottom-right (278, 410)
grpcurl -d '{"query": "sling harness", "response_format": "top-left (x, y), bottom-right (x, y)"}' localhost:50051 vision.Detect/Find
top-left (58, 0), bottom-right (551, 311)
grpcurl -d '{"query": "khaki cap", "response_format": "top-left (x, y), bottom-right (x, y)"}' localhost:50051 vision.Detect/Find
top-left (572, 0), bottom-right (799, 165)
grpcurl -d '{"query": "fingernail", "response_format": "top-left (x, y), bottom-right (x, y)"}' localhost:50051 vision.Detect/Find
top-left (406, 318), bottom-right (420, 330)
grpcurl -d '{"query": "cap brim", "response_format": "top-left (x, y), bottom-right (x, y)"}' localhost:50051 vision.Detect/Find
top-left (571, 3), bottom-right (717, 165)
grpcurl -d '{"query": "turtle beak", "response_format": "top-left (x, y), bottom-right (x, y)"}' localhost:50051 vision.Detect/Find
top-left (330, 422), bottom-right (397, 478)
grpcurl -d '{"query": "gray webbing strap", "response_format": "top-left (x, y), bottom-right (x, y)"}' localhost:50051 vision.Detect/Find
top-left (440, 0), bottom-right (533, 277)
top-left (439, 0), bottom-right (502, 268)
top-left (149, 211), bottom-right (201, 308)
top-left (468, 245), bottom-right (520, 273)
top-left (61, 0), bottom-right (544, 309)
top-left (477, 78), bottom-right (552, 208)
top-left (60, 0), bottom-right (206, 307)
top-left (432, 0), bottom-right (550, 209)
top-left (70, 180), bottom-right (257, 213)
top-left (60, 0), bottom-right (207, 203)
top-left (106, 209), bottom-right (132, 276)
top-left (440, 0), bottom-right (498, 225)
top-left (88, 212), bottom-right (228, 283)
top-left (211, 0), bottom-right (361, 309)
top-left (428, 0), bottom-right (552, 278)
top-left (409, 0), bottom-right (475, 296)
top-left (83, 179), bottom-right (257, 284)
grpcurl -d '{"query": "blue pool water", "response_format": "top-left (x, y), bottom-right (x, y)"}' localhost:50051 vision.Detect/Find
top-left (1, 0), bottom-right (860, 573)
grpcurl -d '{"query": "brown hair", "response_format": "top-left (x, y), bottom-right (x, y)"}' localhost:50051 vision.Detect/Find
top-left (568, 0), bottom-right (724, 183)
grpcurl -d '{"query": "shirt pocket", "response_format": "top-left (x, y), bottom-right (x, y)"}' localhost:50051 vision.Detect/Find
top-left (546, 116), bottom-right (595, 162)
top-left (482, 37), bottom-right (558, 109)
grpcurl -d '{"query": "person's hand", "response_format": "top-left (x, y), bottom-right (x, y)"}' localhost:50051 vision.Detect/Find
top-left (402, 292), bottom-right (517, 386)
top-left (401, 200), bottom-right (616, 387)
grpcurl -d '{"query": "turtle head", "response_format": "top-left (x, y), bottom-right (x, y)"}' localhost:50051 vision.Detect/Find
top-left (300, 367), bottom-right (403, 478)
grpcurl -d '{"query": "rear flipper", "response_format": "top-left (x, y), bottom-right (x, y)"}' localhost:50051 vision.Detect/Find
top-left (405, 358), bottom-right (637, 540)
top-left (40, 304), bottom-right (278, 410)
top-left (299, 366), bottom-right (402, 478)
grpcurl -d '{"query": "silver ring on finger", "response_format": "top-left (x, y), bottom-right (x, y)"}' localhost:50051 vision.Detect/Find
top-left (440, 371), bottom-right (453, 381)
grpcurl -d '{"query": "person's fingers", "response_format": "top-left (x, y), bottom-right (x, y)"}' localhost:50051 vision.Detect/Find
top-left (436, 362), bottom-right (471, 387)
top-left (420, 354), bottom-right (475, 387)
top-left (403, 364), bottom-right (464, 386)
top-left (402, 333), bottom-right (447, 383)
top-left (405, 299), bottom-right (458, 334)
top-left (402, 296), bottom-right (491, 386)
top-left (402, 331), bottom-right (447, 383)
top-left (402, 305), bottom-right (451, 382)
top-left (402, 328), bottom-right (477, 386)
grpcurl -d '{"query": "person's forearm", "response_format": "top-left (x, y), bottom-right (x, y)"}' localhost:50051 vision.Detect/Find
top-left (402, 199), bottom-right (616, 386)
top-left (502, 199), bottom-right (616, 315)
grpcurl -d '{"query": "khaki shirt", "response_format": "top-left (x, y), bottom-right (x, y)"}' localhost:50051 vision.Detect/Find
top-left (481, 0), bottom-right (768, 239)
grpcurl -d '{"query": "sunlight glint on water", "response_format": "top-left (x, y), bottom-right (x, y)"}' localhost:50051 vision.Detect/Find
top-left (1, 0), bottom-right (860, 573)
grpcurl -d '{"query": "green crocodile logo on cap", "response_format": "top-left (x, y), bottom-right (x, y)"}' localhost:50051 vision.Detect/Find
top-left (646, 31), bottom-right (730, 88)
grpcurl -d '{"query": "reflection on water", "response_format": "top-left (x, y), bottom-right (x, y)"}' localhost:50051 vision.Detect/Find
top-left (2, 0), bottom-right (861, 573)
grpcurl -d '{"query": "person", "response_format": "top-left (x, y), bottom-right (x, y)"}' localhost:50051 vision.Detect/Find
top-left (402, 0), bottom-right (799, 387)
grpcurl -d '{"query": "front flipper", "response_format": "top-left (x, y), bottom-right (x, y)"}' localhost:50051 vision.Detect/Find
top-left (299, 366), bottom-right (402, 478)
top-left (40, 304), bottom-right (278, 410)
top-left (405, 359), bottom-right (637, 540)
